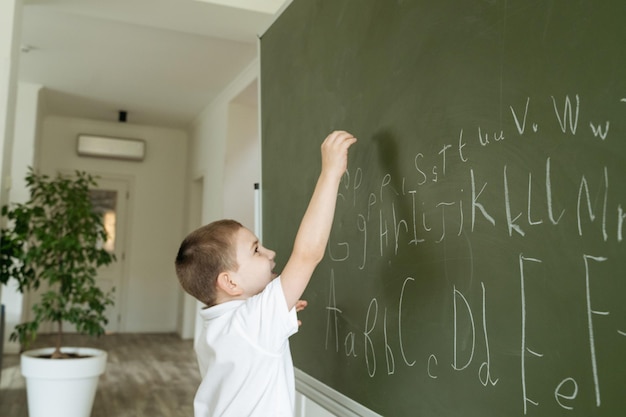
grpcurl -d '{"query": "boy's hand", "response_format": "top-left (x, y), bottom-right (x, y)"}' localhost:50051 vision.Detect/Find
top-left (320, 130), bottom-right (358, 180)
top-left (295, 299), bottom-right (308, 312)
top-left (295, 299), bottom-right (308, 326)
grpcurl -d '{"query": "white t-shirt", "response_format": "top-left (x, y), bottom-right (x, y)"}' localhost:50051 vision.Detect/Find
top-left (194, 277), bottom-right (299, 417)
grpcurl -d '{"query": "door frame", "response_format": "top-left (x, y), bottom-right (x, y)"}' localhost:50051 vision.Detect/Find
top-left (89, 173), bottom-right (134, 333)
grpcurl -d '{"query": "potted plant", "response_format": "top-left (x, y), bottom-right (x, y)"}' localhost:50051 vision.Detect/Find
top-left (0, 167), bottom-right (115, 417)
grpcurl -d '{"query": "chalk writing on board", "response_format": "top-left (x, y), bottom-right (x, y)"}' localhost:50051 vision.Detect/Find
top-left (322, 94), bottom-right (625, 414)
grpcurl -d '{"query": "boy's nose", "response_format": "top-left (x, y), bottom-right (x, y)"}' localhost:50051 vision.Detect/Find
top-left (265, 248), bottom-right (276, 260)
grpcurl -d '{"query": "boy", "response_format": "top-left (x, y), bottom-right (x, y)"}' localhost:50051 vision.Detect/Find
top-left (175, 130), bottom-right (357, 416)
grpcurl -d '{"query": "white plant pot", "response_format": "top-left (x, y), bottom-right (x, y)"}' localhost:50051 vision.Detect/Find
top-left (21, 347), bottom-right (107, 417)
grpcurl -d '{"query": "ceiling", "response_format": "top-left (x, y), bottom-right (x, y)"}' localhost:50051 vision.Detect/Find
top-left (17, 0), bottom-right (288, 129)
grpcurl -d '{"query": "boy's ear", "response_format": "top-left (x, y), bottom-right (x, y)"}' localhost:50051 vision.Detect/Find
top-left (216, 271), bottom-right (242, 296)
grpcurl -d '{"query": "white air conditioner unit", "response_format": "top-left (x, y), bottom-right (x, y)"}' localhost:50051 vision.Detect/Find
top-left (77, 134), bottom-right (146, 161)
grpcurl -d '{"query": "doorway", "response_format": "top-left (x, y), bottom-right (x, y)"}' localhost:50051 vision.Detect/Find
top-left (89, 176), bottom-right (131, 333)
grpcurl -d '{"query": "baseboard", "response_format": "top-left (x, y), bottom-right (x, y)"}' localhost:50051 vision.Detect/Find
top-left (294, 368), bottom-right (383, 417)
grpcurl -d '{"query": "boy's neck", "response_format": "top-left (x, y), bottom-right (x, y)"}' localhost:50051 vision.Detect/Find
top-left (213, 290), bottom-right (246, 306)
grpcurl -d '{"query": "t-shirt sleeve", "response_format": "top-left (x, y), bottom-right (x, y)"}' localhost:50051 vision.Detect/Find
top-left (234, 277), bottom-right (299, 353)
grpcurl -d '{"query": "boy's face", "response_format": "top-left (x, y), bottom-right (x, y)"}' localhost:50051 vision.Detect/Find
top-left (231, 227), bottom-right (277, 297)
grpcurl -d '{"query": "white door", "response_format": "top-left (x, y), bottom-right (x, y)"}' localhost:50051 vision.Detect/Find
top-left (89, 177), bottom-right (130, 333)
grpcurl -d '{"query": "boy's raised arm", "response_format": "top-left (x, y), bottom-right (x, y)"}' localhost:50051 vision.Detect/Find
top-left (280, 130), bottom-right (357, 310)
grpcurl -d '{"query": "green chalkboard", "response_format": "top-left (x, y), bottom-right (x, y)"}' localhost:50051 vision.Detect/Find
top-left (260, 1), bottom-right (626, 415)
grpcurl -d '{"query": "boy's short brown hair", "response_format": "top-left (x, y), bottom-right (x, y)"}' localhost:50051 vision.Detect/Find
top-left (175, 219), bottom-right (243, 307)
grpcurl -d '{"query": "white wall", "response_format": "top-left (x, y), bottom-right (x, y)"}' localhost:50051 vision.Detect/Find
top-left (1, 81), bottom-right (43, 354)
top-left (37, 115), bottom-right (188, 333)
top-left (189, 59), bottom-right (259, 226)
top-left (0, 0), bottom-right (21, 209)
top-left (223, 96), bottom-right (260, 229)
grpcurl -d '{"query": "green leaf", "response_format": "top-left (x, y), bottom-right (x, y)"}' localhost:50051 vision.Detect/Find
top-left (0, 167), bottom-right (117, 348)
